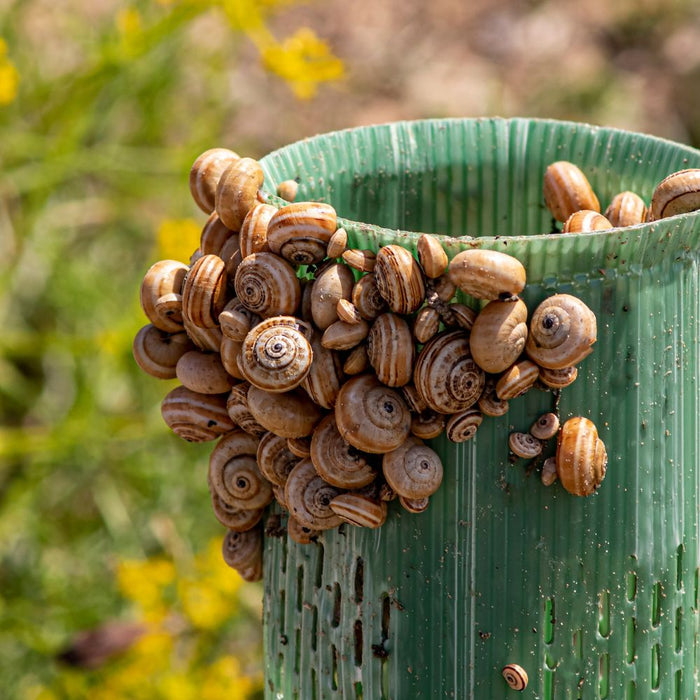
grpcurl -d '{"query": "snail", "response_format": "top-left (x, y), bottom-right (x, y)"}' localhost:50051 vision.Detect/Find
top-left (542, 160), bottom-right (600, 222)
top-left (508, 432), bottom-right (543, 459)
top-left (525, 294), bottom-right (597, 369)
top-left (556, 416), bottom-right (607, 496)
top-left (301, 329), bottom-right (344, 409)
top-left (311, 262), bottom-right (355, 330)
top-left (539, 365), bottom-right (578, 389)
top-left (417, 234), bottom-right (448, 278)
top-left (215, 157), bottom-right (264, 231)
top-left (326, 228), bottom-right (347, 259)
top-left (219, 336), bottom-right (245, 380)
top-left (284, 459), bottom-right (344, 530)
top-left (209, 490), bottom-right (264, 532)
top-left (226, 382), bottom-right (268, 437)
top-left (287, 436), bottom-right (311, 459)
top-left (234, 252), bottom-right (301, 319)
top-left (530, 412), bottom-right (560, 440)
top-left (267, 202), bottom-right (337, 265)
top-left (181, 254), bottom-right (229, 329)
top-left (132, 324), bottom-right (193, 379)
top-left (287, 516), bottom-right (319, 545)
top-left (469, 298), bottom-right (528, 374)
top-left (410, 411), bottom-right (446, 440)
top-left (448, 249), bottom-right (526, 301)
top-left (336, 299), bottom-right (363, 325)
top-left (446, 408), bottom-right (483, 443)
top-left (352, 272), bottom-right (387, 321)
top-left (239, 203), bottom-right (275, 257)
top-left (218, 299), bottom-right (260, 343)
top-left (342, 248), bottom-right (376, 272)
top-left (648, 168), bottom-right (700, 220)
top-left (413, 306), bottom-right (441, 344)
top-left (175, 349), bottom-right (233, 394)
top-left (502, 663), bottom-right (528, 691)
top-left (276, 179), bottom-right (299, 202)
top-left (140, 259), bottom-right (188, 332)
top-left (184, 319), bottom-right (223, 353)
top-left (445, 303), bottom-right (477, 331)
top-left (413, 330), bottom-right (485, 414)
top-left (334, 374), bottom-right (412, 454)
top-left (161, 385), bottom-right (234, 442)
top-left (238, 316), bottom-right (313, 392)
top-left (221, 527), bottom-right (262, 582)
top-left (310, 414), bottom-right (376, 489)
top-left (399, 495), bottom-right (430, 513)
top-left (382, 437), bottom-right (443, 499)
top-left (256, 431), bottom-right (300, 486)
top-left (200, 212), bottom-right (236, 256)
top-left (495, 359), bottom-right (540, 400)
top-left (562, 210), bottom-right (612, 233)
top-left (367, 313), bottom-right (414, 388)
top-left (541, 456), bottom-right (558, 486)
top-left (219, 233), bottom-right (244, 281)
top-left (329, 493), bottom-right (387, 529)
top-left (374, 244), bottom-right (425, 314)
top-left (343, 344), bottom-right (369, 375)
top-left (247, 385), bottom-right (324, 438)
top-left (604, 191), bottom-right (647, 227)
top-left (189, 148), bottom-right (240, 214)
top-left (477, 379), bottom-right (509, 417)
top-left (321, 319), bottom-right (370, 351)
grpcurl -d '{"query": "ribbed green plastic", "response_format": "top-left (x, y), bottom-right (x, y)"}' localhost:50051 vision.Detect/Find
top-left (258, 118), bottom-right (700, 699)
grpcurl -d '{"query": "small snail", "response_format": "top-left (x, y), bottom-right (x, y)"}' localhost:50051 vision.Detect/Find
top-left (161, 385), bottom-right (234, 442)
top-left (287, 516), bottom-right (319, 545)
top-left (189, 148), bottom-right (240, 214)
top-left (226, 382), bottom-right (267, 436)
top-left (469, 298), bottom-right (528, 374)
top-left (382, 436), bottom-right (443, 499)
top-left (256, 431), bottom-right (300, 486)
top-left (176, 349), bottom-right (233, 394)
top-left (276, 179), bottom-right (299, 202)
top-left (413, 306), bottom-right (441, 344)
top-left (311, 262), bottom-right (355, 330)
top-left (495, 359), bottom-right (540, 400)
top-left (343, 248), bottom-right (376, 273)
top-left (200, 212), bottom-right (236, 256)
top-left (502, 663), bottom-right (528, 691)
top-left (239, 203), bottom-right (275, 257)
top-left (530, 412), bottom-right (560, 440)
top-left (181, 254), bottom-right (229, 329)
top-left (322, 319), bottom-right (370, 351)
top-left (329, 493), bottom-right (387, 529)
top-left (648, 168), bottom-right (700, 220)
top-left (416, 234), bottom-right (448, 278)
top-left (215, 157), bottom-right (264, 231)
top-left (374, 245), bottom-right (425, 314)
top-left (221, 527), bottom-right (262, 582)
top-left (508, 432), bottom-right (543, 459)
top-left (367, 313), bottom-right (414, 388)
top-left (140, 259), bottom-right (188, 332)
top-left (410, 411), bottom-right (446, 440)
top-left (267, 202), bottom-right (337, 265)
top-left (539, 365), bottom-right (578, 389)
top-left (562, 209), bottom-right (612, 233)
top-left (352, 273), bottom-right (388, 321)
top-left (234, 252), bottom-right (301, 319)
top-left (247, 386), bottom-right (324, 439)
top-left (326, 227), bottom-right (348, 259)
top-left (542, 160), bottom-right (600, 222)
top-left (301, 330), bottom-right (344, 410)
top-left (132, 325), bottom-right (193, 380)
top-left (556, 416), bottom-right (607, 496)
top-left (284, 459), bottom-right (344, 531)
top-left (605, 191), bottom-right (647, 227)
top-left (446, 408), bottom-right (483, 443)
top-left (219, 299), bottom-right (260, 343)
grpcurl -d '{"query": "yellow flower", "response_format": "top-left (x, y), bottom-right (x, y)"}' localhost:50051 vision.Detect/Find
top-left (0, 38), bottom-right (19, 105)
top-left (177, 577), bottom-right (234, 630)
top-left (116, 557), bottom-right (175, 622)
top-left (195, 537), bottom-right (244, 595)
top-left (200, 655), bottom-right (261, 700)
top-left (262, 27), bottom-right (344, 99)
top-left (155, 218), bottom-right (201, 264)
top-left (116, 7), bottom-right (143, 54)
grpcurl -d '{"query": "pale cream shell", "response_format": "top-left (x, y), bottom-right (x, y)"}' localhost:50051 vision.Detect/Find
top-left (469, 298), bottom-right (528, 374)
top-left (448, 249), bottom-right (526, 301)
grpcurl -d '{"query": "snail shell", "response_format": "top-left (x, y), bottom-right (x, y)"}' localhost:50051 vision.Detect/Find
top-left (220, 336), bottom-right (245, 380)
top-left (322, 319), bottom-right (370, 351)
top-left (210, 487), bottom-right (264, 532)
top-left (562, 209), bottom-right (613, 233)
top-left (276, 179), bottom-right (299, 202)
top-left (234, 252), bottom-right (301, 318)
top-left (649, 169), bottom-right (700, 220)
top-left (417, 234), bottom-right (448, 279)
top-left (326, 228), bottom-right (347, 259)
top-left (182, 254), bottom-right (229, 329)
top-left (267, 202), bottom-right (337, 265)
top-left (413, 306), bottom-right (441, 344)
top-left (446, 303), bottom-right (477, 331)
top-left (541, 456), bottom-right (558, 486)
top-left (140, 260), bottom-right (188, 332)
top-left (329, 493), bottom-right (387, 529)
top-left (336, 299), bottom-right (363, 325)
top-left (448, 249), bottom-right (526, 301)
top-left (302, 330), bottom-right (344, 409)
top-left (509, 432), bottom-right (543, 459)
top-left (219, 299), bottom-right (260, 342)
top-left (399, 495), bottom-right (429, 514)
top-left (469, 298), bottom-right (528, 374)
top-left (430, 274), bottom-right (457, 302)
top-left (446, 407), bottom-right (483, 443)
top-left (215, 157), bottom-right (265, 231)
top-left (184, 319), bottom-right (223, 353)
top-left (226, 382), bottom-right (267, 436)
top-left (247, 386), bottom-right (324, 438)
top-left (502, 664), bottom-right (528, 691)
top-left (238, 316), bottom-right (313, 392)
top-left (312, 262), bottom-right (355, 330)
top-left (219, 234), bottom-right (244, 282)
top-left (300, 278), bottom-right (314, 322)
top-left (556, 416), bottom-right (607, 496)
top-left (222, 528), bottom-right (262, 579)
top-left (342, 248), bottom-right (376, 273)
top-left (239, 203), bottom-right (275, 257)
top-left (530, 412), bottom-right (560, 440)
top-left (335, 374), bottom-right (412, 454)
top-left (209, 430), bottom-right (272, 510)
top-left (543, 161), bottom-right (600, 222)
top-left (411, 411), bottom-right (446, 440)
top-left (525, 294), bottom-right (597, 369)
top-left (200, 212), bottom-right (236, 256)
top-left (539, 365), bottom-right (578, 389)
top-left (189, 148), bottom-right (240, 214)
top-left (284, 459), bottom-right (344, 530)
top-left (604, 191), bottom-right (647, 227)
top-left (495, 359), bottom-right (540, 400)
top-left (401, 383), bottom-right (429, 414)
top-left (477, 378), bottom-right (509, 417)
top-left (382, 436), bottom-right (443, 499)
top-left (413, 330), bottom-right (485, 414)
top-left (256, 431), bottom-right (300, 486)
top-left (161, 385), bottom-right (233, 442)
top-left (343, 344), bottom-right (369, 376)
top-left (367, 313), bottom-right (414, 387)
top-left (273, 484), bottom-right (288, 511)
top-left (374, 245), bottom-right (426, 314)
top-left (352, 273), bottom-right (387, 321)
top-left (132, 324), bottom-right (193, 379)
top-left (287, 516), bottom-right (319, 544)
top-left (310, 414), bottom-right (376, 489)
top-left (287, 436), bottom-right (312, 458)
top-left (176, 350), bottom-right (233, 394)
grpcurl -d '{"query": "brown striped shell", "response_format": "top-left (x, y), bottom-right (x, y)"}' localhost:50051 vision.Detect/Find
top-left (329, 493), bottom-right (387, 529)
top-left (239, 203), bottom-right (275, 257)
top-left (256, 431), bottom-right (300, 486)
top-left (184, 319), bottom-right (223, 353)
top-left (469, 298), bottom-right (528, 374)
top-left (182, 254), bottom-right (229, 329)
top-left (132, 325), bottom-right (194, 379)
top-left (176, 350), bottom-right (233, 394)
top-left (604, 191), bottom-right (647, 227)
top-left (502, 664), bottom-right (528, 692)
top-left (226, 382), bottom-right (267, 436)
top-left (287, 436), bottom-right (311, 458)
top-left (310, 414), bottom-right (376, 489)
top-left (367, 313), bottom-right (414, 387)
top-left (410, 411), bottom-right (446, 440)
top-left (401, 383), bottom-right (429, 414)
top-left (210, 490), bottom-right (264, 532)
top-left (200, 212), bottom-right (236, 256)
top-left (238, 316), bottom-right (313, 392)
top-left (284, 459), bottom-right (344, 530)
top-left (189, 148), bottom-right (240, 213)
top-left (648, 169), bottom-right (700, 220)
top-left (161, 386), bottom-right (234, 442)
top-left (222, 528), bottom-right (262, 580)
top-left (342, 249), bottom-right (376, 272)
top-left (343, 344), bottom-right (369, 376)
top-left (247, 386), bottom-right (324, 438)
top-left (336, 299), bottom-right (363, 325)
top-left (525, 294), bottom-right (597, 369)
top-left (301, 330), bottom-right (344, 410)
top-left (509, 432), bottom-right (543, 459)
top-left (311, 262), bottom-right (355, 330)
top-left (215, 157), bottom-right (264, 231)
top-left (267, 202), bottom-right (337, 265)
top-left (335, 374), bottom-right (412, 454)
top-left (417, 234), bottom-right (448, 278)
top-left (140, 260), bottom-right (188, 332)
top-left (448, 249), bottom-right (526, 301)
top-left (445, 407), bottom-right (483, 443)
top-left (326, 228), bottom-right (348, 259)
top-left (382, 437), bottom-right (443, 499)
top-left (530, 412), bottom-right (560, 440)
top-left (543, 161), bottom-right (600, 222)
top-left (399, 495), bottom-right (430, 514)
top-left (234, 252), bottom-right (301, 318)
top-left (413, 330), bottom-right (485, 414)
top-left (562, 210), bottom-right (612, 233)
top-left (539, 365), bottom-right (578, 389)
top-left (352, 273), bottom-right (387, 321)
top-left (446, 303), bottom-right (478, 331)
top-left (556, 417), bottom-right (608, 496)
top-left (374, 245), bottom-right (426, 314)
top-left (413, 306), bottom-right (441, 344)
top-left (495, 359), bottom-right (539, 400)
top-left (477, 378), bottom-right (510, 417)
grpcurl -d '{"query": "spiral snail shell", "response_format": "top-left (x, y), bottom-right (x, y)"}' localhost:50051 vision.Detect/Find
top-left (161, 386), bottom-right (234, 442)
top-left (495, 359), bottom-right (539, 400)
top-left (417, 234), bottom-right (448, 278)
top-left (189, 148), bottom-right (240, 214)
top-left (469, 298), bottom-right (528, 374)
top-left (326, 228), bottom-right (347, 259)
top-left (200, 212), bottom-right (236, 256)
top-left (562, 209), bottom-right (612, 233)
top-left (413, 330), bottom-right (485, 414)
top-left (502, 663), bottom-right (528, 691)
top-left (336, 299), bottom-right (363, 325)
top-left (301, 329), bottom-right (344, 409)
top-left (132, 324), bottom-right (193, 379)
top-left (342, 248), bottom-right (376, 273)
top-left (215, 157), bottom-right (265, 231)
top-left (140, 260), bottom-right (188, 332)
top-left (445, 407), bottom-right (483, 443)
top-left (648, 168), bottom-right (700, 220)
top-left (234, 252), bottom-right (301, 319)
top-left (543, 160), bottom-right (600, 222)
top-left (367, 313), bottom-right (414, 388)
top-left (382, 436), bottom-right (443, 499)
top-left (176, 349), bottom-right (233, 394)
top-left (267, 202), bottom-right (337, 265)
top-left (352, 273), bottom-right (387, 321)
top-left (448, 249), bottom-right (526, 301)
top-left (182, 254), bottom-right (229, 329)
top-left (374, 245), bottom-right (426, 315)
top-left (321, 319), bottom-right (370, 351)
top-left (539, 365), bottom-right (578, 389)
top-left (284, 459), bottom-right (344, 531)
top-left (556, 416), bottom-right (607, 496)
top-left (335, 374), bottom-right (412, 454)
top-left (525, 294), bottom-right (597, 369)
top-left (530, 412), bottom-right (560, 440)
top-left (239, 203), bottom-right (275, 257)
top-left (222, 528), bottom-right (262, 581)
top-left (410, 411), bottom-right (446, 440)
top-left (343, 344), bottom-right (369, 376)
top-left (604, 191), bottom-right (647, 227)
top-left (256, 431), bottom-right (300, 486)
top-left (509, 432), bottom-right (543, 459)
top-left (413, 306), bottom-right (441, 344)
top-left (310, 414), bottom-right (376, 489)
top-left (329, 493), bottom-right (387, 529)
top-left (311, 262), bottom-right (355, 330)
top-left (210, 488), bottom-right (264, 532)
top-left (247, 386), bottom-right (324, 439)
top-left (477, 378), bottom-right (509, 417)
top-left (276, 179), bottom-right (299, 202)
top-left (219, 299), bottom-right (260, 343)
top-left (226, 382), bottom-right (267, 437)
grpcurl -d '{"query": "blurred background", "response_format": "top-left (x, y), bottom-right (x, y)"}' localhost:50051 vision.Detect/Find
top-left (1, 0), bottom-right (699, 697)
